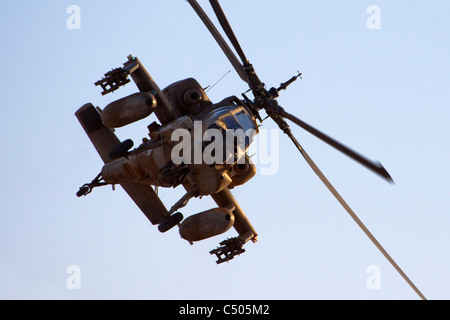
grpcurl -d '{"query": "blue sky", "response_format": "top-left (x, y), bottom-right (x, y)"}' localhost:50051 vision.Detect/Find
top-left (0, 0), bottom-right (449, 299)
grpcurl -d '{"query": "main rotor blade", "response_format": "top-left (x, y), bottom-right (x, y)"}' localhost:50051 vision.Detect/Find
top-left (187, 0), bottom-right (249, 84)
top-left (286, 132), bottom-right (426, 300)
top-left (209, 0), bottom-right (248, 64)
top-left (280, 110), bottom-right (393, 183)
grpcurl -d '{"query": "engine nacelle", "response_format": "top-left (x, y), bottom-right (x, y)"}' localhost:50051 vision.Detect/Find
top-left (179, 207), bottom-right (235, 242)
top-left (162, 78), bottom-right (212, 117)
top-left (101, 92), bottom-right (157, 128)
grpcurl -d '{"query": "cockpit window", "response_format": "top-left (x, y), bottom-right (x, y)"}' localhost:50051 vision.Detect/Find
top-left (223, 114), bottom-right (240, 131)
top-left (203, 106), bottom-right (234, 122)
top-left (202, 106), bottom-right (257, 164)
top-left (234, 110), bottom-right (256, 132)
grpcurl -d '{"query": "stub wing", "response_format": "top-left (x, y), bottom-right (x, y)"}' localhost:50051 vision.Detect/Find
top-left (75, 103), bottom-right (169, 225)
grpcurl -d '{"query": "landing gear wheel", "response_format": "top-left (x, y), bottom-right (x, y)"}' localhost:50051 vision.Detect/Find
top-left (158, 212), bottom-right (184, 233)
top-left (108, 139), bottom-right (134, 159)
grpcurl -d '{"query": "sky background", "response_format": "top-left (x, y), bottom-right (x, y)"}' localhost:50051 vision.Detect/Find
top-left (0, 0), bottom-right (449, 300)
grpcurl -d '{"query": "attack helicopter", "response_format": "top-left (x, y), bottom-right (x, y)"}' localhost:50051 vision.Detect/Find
top-left (75, 0), bottom-right (425, 300)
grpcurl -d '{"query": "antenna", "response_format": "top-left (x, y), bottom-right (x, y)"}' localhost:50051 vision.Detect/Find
top-left (205, 70), bottom-right (231, 93)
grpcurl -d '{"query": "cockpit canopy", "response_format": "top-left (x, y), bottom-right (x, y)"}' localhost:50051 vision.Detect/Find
top-left (196, 98), bottom-right (258, 165)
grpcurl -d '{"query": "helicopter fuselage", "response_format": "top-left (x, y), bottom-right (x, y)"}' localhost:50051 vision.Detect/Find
top-left (100, 95), bottom-right (258, 196)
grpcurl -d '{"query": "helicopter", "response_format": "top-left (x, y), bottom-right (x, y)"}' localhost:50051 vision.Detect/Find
top-left (75, 0), bottom-right (425, 299)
